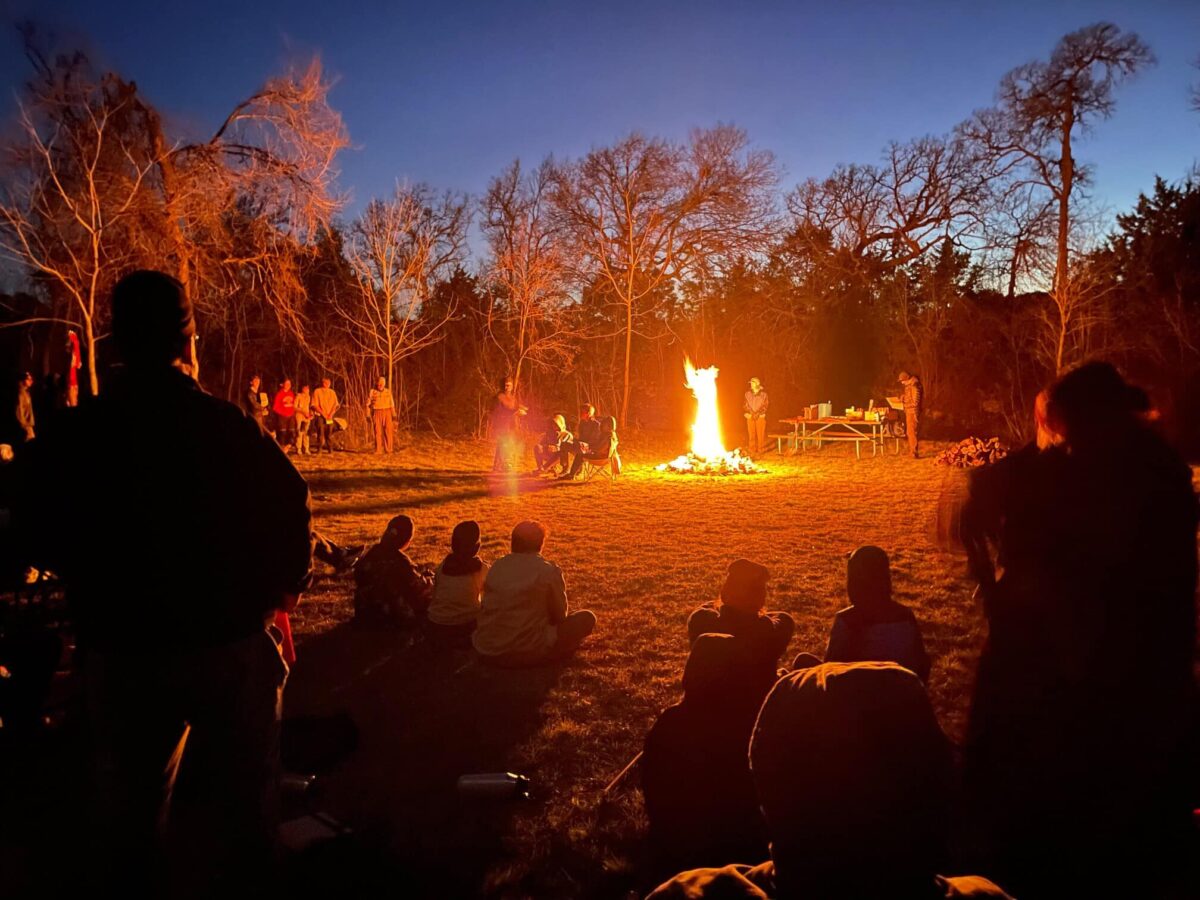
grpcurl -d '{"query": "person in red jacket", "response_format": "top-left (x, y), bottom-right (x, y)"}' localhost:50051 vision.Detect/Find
top-left (272, 379), bottom-right (296, 451)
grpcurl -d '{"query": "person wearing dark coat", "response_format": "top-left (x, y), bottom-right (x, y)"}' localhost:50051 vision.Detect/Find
top-left (14, 271), bottom-right (312, 895)
top-left (687, 559), bottom-right (794, 675)
top-left (564, 415), bottom-right (618, 478)
top-left (641, 633), bottom-right (772, 879)
top-left (795, 545), bottom-right (930, 682)
top-left (353, 514), bottom-right (433, 627)
top-left (647, 662), bottom-right (1012, 899)
top-left (960, 361), bottom-right (1199, 899)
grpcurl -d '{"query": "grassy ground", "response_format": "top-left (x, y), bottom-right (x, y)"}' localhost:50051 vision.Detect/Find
top-left (284, 432), bottom-right (985, 899)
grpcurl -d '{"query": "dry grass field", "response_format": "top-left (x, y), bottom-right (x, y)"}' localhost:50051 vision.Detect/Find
top-left (283, 432), bottom-right (986, 898)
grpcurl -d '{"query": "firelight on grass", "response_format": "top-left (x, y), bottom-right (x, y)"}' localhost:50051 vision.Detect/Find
top-left (658, 358), bottom-right (763, 475)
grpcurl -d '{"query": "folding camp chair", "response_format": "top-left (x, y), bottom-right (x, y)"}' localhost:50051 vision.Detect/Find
top-left (581, 450), bottom-right (621, 483)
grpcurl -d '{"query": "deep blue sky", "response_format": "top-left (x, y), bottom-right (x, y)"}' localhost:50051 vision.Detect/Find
top-left (2, 1), bottom-right (1198, 247)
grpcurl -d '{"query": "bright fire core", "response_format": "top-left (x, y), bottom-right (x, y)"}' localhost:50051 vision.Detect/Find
top-left (657, 358), bottom-right (762, 475)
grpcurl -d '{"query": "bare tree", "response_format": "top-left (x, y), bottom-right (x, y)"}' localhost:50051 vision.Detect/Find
top-left (0, 47), bottom-right (158, 395)
top-left (336, 184), bottom-right (469, 415)
top-left (551, 125), bottom-right (776, 425)
top-left (961, 22), bottom-right (1153, 369)
top-left (481, 158), bottom-right (579, 392)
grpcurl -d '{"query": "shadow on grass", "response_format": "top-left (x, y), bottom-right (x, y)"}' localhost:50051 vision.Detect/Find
top-left (285, 622), bottom-right (569, 898)
top-left (316, 473), bottom-right (583, 516)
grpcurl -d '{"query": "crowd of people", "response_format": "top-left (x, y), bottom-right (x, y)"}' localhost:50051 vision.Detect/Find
top-left (242, 373), bottom-right (398, 455)
top-left (514, 400), bottom-right (622, 480)
top-left (0, 269), bottom-right (1196, 899)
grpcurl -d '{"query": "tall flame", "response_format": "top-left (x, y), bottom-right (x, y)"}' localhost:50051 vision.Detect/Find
top-left (685, 358), bottom-right (726, 460)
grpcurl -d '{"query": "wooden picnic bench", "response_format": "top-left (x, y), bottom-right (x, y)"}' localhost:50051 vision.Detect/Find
top-left (777, 417), bottom-right (899, 459)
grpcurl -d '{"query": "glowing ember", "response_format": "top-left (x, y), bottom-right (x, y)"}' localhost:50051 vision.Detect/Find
top-left (657, 358), bottom-right (764, 475)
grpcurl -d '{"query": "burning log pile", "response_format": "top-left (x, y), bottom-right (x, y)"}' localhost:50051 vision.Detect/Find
top-left (657, 448), bottom-right (763, 475)
top-left (935, 436), bottom-right (1009, 468)
top-left (657, 359), bottom-right (765, 476)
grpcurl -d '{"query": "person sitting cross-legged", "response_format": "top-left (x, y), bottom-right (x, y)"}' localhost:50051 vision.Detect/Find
top-left (792, 545), bottom-right (930, 682)
top-left (425, 520), bottom-right (489, 649)
top-left (687, 559), bottom-right (794, 678)
top-left (352, 514), bottom-right (433, 628)
top-left (646, 662), bottom-right (1013, 900)
top-left (562, 415), bottom-right (618, 480)
top-left (641, 633), bottom-right (772, 881)
top-left (472, 520), bottom-right (596, 666)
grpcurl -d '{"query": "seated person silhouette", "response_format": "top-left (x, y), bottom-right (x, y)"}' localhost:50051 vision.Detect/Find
top-left (647, 662), bottom-right (1013, 899)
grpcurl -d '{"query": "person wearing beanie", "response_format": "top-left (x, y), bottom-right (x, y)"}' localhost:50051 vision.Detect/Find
top-left (13, 270), bottom-right (312, 893)
top-left (647, 663), bottom-right (1012, 900)
top-left (473, 520), bottom-right (597, 666)
top-left (792, 546), bottom-right (930, 682)
top-left (425, 520), bottom-right (490, 648)
top-left (353, 513), bottom-right (433, 627)
top-left (686, 559), bottom-right (794, 674)
top-left (641, 633), bottom-right (772, 881)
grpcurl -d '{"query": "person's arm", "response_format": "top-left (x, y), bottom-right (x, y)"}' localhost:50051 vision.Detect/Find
top-left (244, 416), bottom-right (313, 602)
top-left (761, 392), bottom-right (769, 416)
top-left (744, 392), bottom-right (753, 417)
top-left (824, 615), bottom-right (850, 661)
top-left (545, 564), bottom-right (567, 625)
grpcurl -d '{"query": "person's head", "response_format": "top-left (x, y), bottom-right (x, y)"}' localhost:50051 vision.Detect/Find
top-left (282, 378), bottom-right (292, 392)
top-left (299, 384), bottom-right (310, 395)
top-left (749, 376), bottom-right (762, 393)
top-left (601, 416), bottom-right (616, 435)
top-left (19, 372), bottom-right (33, 389)
top-left (111, 270), bottom-right (195, 369)
top-left (450, 520), bottom-right (481, 558)
top-left (552, 414), bottom-right (566, 432)
top-left (321, 377), bottom-right (331, 389)
top-left (250, 375), bottom-right (261, 390)
top-left (579, 403), bottom-right (595, 420)
top-left (846, 545), bottom-right (891, 609)
top-left (1046, 361), bottom-right (1150, 449)
top-left (511, 520), bottom-right (547, 554)
top-left (750, 662), bottom-right (953, 896)
top-left (1033, 388), bottom-right (1062, 449)
top-left (376, 376), bottom-right (386, 390)
top-left (381, 514), bottom-right (414, 549)
top-left (897, 370), bottom-right (912, 384)
top-left (502, 377), bottom-right (514, 393)
top-left (720, 558), bottom-right (770, 614)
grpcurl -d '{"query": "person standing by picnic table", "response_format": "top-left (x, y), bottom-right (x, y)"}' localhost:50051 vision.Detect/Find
top-left (367, 377), bottom-right (395, 454)
top-left (743, 376), bottom-right (768, 455)
top-left (898, 370), bottom-right (924, 458)
top-left (311, 377), bottom-right (339, 453)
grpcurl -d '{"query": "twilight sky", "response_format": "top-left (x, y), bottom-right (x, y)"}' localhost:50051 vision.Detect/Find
top-left (2, 0), bottom-right (1197, 244)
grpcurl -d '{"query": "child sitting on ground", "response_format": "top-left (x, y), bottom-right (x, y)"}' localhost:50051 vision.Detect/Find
top-left (793, 545), bottom-right (930, 681)
top-left (353, 514), bottom-right (433, 628)
top-left (425, 520), bottom-right (489, 648)
top-left (687, 559), bottom-right (794, 674)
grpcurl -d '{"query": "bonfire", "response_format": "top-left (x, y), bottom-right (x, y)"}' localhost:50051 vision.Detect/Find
top-left (657, 360), bottom-right (764, 475)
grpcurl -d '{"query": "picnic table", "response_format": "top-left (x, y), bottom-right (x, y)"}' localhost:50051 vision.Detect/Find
top-left (773, 416), bottom-right (898, 459)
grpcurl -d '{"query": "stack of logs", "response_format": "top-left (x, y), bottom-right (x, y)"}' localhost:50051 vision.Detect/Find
top-left (935, 436), bottom-right (1009, 468)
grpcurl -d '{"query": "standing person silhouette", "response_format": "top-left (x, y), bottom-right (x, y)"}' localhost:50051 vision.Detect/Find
top-left (490, 376), bottom-right (526, 472)
top-left (16, 270), bottom-right (312, 895)
top-left (743, 377), bottom-right (768, 455)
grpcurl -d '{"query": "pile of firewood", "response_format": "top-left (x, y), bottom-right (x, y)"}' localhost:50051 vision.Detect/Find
top-left (935, 436), bottom-right (1009, 468)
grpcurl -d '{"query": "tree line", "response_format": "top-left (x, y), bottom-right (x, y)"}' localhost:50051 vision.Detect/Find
top-left (3, 22), bottom-right (1199, 449)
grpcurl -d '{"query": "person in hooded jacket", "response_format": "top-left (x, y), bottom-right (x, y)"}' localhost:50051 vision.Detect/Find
top-left (646, 662), bottom-right (1013, 900)
top-left (425, 520), bottom-right (489, 648)
top-left (794, 545), bottom-right (930, 682)
top-left (641, 633), bottom-right (772, 880)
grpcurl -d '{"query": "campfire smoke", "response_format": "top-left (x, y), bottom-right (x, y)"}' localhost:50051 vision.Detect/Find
top-left (657, 359), bottom-right (764, 475)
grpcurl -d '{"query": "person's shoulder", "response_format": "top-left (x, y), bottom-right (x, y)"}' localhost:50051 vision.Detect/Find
top-left (937, 873), bottom-right (1014, 898)
top-left (646, 863), bottom-right (773, 900)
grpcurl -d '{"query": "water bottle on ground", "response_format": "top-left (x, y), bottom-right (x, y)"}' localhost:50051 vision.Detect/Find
top-left (457, 772), bottom-right (531, 800)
